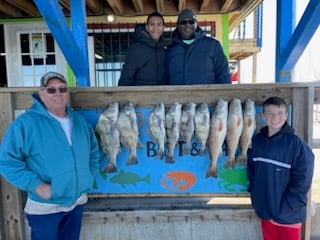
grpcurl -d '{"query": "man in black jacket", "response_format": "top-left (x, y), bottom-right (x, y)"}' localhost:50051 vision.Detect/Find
top-left (118, 12), bottom-right (166, 86)
top-left (165, 8), bottom-right (231, 85)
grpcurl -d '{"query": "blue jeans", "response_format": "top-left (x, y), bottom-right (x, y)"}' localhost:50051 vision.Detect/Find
top-left (26, 204), bottom-right (83, 240)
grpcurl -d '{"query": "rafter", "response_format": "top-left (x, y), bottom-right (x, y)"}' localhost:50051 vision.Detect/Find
top-left (132, 0), bottom-right (144, 14)
top-left (86, 0), bottom-right (102, 14)
top-left (106, 0), bottom-right (123, 15)
top-left (0, 1), bottom-right (23, 17)
top-left (156, 0), bottom-right (164, 13)
top-left (5, 0), bottom-right (38, 16)
top-left (200, 0), bottom-right (211, 12)
top-left (221, 0), bottom-right (237, 12)
top-left (178, 0), bottom-right (186, 12)
top-left (58, 0), bottom-right (70, 10)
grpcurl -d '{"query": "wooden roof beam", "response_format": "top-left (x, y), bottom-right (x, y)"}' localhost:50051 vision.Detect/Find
top-left (200, 0), bottom-right (211, 12)
top-left (5, 0), bottom-right (39, 16)
top-left (221, 0), bottom-right (237, 12)
top-left (132, 0), bottom-right (144, 14)
top-left (86, 0), bottom-right (102, 14)
top-left (0, 1), bottom-right (24, 17)
top-left (58, 0), bottom-right (69, 9)
top-left (106, 0), bottom-right (123, 15)
top-left (178, 0), bottom-right (186, 12)
top-left (156, 0), bottom-right (164, 13)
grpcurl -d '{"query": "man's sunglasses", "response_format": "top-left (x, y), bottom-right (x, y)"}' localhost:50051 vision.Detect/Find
top-left (41, 87), bottom-right (69, 94)
top-left (180, 20), bottom-right (196, 25)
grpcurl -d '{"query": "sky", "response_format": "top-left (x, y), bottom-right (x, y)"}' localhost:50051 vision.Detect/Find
top-left (238, 0), bottom-right (320, 83)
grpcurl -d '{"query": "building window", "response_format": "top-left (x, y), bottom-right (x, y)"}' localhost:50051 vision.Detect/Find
top-left (19, 32), bottom-right (56, 86)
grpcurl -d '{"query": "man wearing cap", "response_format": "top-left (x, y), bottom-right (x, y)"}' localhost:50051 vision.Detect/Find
top-left (165, 8), bottom-right (231, 85)
top-left (0, 71), bottom-right (100, 240)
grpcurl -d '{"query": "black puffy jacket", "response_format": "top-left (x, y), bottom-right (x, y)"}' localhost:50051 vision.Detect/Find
top-left (118, 24), bottom-right (166, 86)
top-left (165, 27), bottom-right (231, 85)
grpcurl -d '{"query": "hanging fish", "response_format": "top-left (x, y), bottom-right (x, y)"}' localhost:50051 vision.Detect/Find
top-left (206, 99), bottom-right (228, 178)
top-left (180, 102), bottom-right (196, 155)
top-left (118, 101), bottom-right (140, 166)
top-left (148, 102), bottom-right (166, 160)
top-left (95, 102), bottom-right (121, 173)
top-left (165, 102), bottom-right (182, 163)
top-left (194, 103), bottom-right (210, 155)
top-left (226, 98), bottom-right (243, 168)
top-left (238, 99), bottom-right (256, 163)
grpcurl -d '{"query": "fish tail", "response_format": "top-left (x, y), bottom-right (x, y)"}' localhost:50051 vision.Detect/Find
top-left (165, 155), bottom-right (175, 164)
top-left (126, 155), bottom-right (138, 166)
top-left (137, 141), bottom-right (144, 149)
top-left (224, 157), bottom-right (235, 168)
top-left (184, 146), bottom-right (191, 155)
top-left (205, 166), bottom-right (218, 179)
top-left (237, 154), bottom-right (248, 165)
top-left (156, 149), bottom-right (165, 160)
top-left (104, 162), bottom-right (117, 173)
top-left (199, 147), bottom-right (206, 156)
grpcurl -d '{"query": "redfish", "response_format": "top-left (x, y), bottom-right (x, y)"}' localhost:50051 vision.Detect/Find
top-left (226, 98), bottom-right (243, 168)
top-left (207, 99), bottom-right (228, 178)
top-left (238, 99), bottom-right (256, 163)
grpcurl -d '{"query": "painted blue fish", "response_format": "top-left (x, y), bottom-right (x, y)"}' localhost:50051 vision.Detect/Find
top-left (110, 170), bottom-right (150, 188)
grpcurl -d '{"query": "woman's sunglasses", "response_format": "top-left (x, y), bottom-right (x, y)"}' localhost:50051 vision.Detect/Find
top-left (41, 87), bottom-right (69, 94)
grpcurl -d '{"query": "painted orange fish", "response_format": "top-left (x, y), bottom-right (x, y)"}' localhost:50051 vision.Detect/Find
top-left (160, 171), bottom-right (196, 191)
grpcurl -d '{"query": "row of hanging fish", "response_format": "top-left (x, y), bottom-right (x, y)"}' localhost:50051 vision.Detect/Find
top-left (96, 99), bottom-right (256, 179)
top-left (148, 99), bottom-right (256, 178)
top-left (96, 101), bottom-right (141, 173)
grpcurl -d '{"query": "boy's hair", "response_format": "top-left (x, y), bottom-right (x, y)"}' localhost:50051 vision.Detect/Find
top-left (147, 12), bottom-right (165, 25)
top-left (263, 97), bottom-right (288, 113)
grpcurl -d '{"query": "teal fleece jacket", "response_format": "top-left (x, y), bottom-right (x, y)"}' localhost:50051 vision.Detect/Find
top-left (0, 93), bottom-right (100, 206)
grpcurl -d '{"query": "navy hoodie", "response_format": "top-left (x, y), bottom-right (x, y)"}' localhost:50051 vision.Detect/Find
top-left (247, 123), bottom-right (314, 224)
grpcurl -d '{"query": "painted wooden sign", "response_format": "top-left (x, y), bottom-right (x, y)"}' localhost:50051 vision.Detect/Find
top-left (79, 103), bottom-right (290, 195)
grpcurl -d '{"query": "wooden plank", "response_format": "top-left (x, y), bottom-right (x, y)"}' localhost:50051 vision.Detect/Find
top-left (291, 87), bottom-right (313, 142)
top-left (0, 93), bottom-right (25, 240)
top-left (291, 87), bottom-right (314, 240)
top-left (68, 84), bottom-right (292, 109)
top-left (82, 208), bottom-right (258, 224)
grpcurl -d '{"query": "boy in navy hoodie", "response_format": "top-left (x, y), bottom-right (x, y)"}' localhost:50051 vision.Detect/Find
top-left (247, 97), bottom-right (314, 240)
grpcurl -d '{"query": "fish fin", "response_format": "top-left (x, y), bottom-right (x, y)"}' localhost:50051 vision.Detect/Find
top-left (184, 146), bottom-right (191, 155)
top-left (104, 162), bottom-right (117, 173)
top-left (126, 155), bottom-right (138, 166)
top-left (165, 155), bottom-right (175, 164)
top-left (224, 157), bottom-right (235, 168)
top-left (137, 141), bottom-right (144, 149)
top-left (199, 148), bottom-right (206, 156)
top-left (247, 118), bottom-right (252, 127)
top-left (156, 150), bottom-right (165, 160)
top-left (206, 166), bottom-right (218, 179)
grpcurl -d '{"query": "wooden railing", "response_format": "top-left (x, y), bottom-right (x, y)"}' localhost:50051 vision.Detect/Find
top-left (0, 82), bottom-right (319, 239)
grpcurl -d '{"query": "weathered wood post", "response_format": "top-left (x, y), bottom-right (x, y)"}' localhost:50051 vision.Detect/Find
top-left (0, 91), bottom-right (25, 240)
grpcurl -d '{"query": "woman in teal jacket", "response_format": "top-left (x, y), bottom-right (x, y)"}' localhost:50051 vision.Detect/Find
top-left (0, 72), bottom-right (100, 240)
